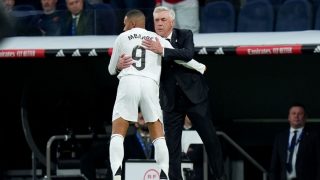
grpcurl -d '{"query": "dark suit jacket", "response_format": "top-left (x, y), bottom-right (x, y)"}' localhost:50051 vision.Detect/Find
top-left (269, 127), bottom-right (320, 180)
top-left (60, 9), bottom-right (94, 36)
top-left (37, 11), bottom-right (62, 36)
top-left (160, 28), bottom-right (209, 111)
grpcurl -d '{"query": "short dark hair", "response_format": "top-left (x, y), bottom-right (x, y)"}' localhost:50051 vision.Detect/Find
top-left (125, 9), bottom-right (145, 19)
top-left (289, 102), bottom-right (307, 116)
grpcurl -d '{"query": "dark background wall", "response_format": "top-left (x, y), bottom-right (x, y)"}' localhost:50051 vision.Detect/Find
top-left (1, 54), bottom-right (320, 178)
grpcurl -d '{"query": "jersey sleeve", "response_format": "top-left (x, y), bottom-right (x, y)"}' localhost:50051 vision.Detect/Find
top-left (108, 35), bottom-right (122, 75)
top-left (175, 59), bottom-right (206, 74)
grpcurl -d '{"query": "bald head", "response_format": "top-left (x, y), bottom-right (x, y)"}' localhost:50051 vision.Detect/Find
top-left (123, 9), bottom-right (145, 32)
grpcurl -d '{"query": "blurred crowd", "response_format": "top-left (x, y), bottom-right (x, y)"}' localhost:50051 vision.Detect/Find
top-left (1, 0), bottom-right (241, 37)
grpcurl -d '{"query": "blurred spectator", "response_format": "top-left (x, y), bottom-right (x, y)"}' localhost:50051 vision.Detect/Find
top-left (156, 0), bottom-right (200, 33)
top-left (3, 0), bottom-right (15, 13)
top-left (269, 103), bottom-right (320, 180)
top-left (61, 0), bottom-right (95, 35)
top-left (37, 0), bottom-right (62, 36)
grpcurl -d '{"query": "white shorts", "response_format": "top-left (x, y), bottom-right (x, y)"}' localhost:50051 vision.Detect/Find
top-left (112, 75), bottom-right (163, 123)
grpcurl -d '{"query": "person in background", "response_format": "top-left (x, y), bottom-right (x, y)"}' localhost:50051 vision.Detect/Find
top-left (37, 0), bottom-right (62, 36)
top-left (155, 0), bottom-right (200, 33)
top-left (269, 103), bottom-right (320, 180)
top-left (3, 0), bottom-right (15, 13)
top-left (61, 0), bottom-right (94, 35)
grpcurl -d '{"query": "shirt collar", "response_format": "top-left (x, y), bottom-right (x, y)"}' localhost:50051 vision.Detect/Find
top-left (290, 127), bottom-right (304, 135)
top-left (290, 127), bottom-right (303, 141)
top-left (72, 14), bottom-right (80, 19)
top-left (166, 31), bottom-right (173, 40)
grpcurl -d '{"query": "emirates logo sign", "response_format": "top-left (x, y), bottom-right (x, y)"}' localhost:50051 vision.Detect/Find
top-left (143, 169), bottom-right (160, 180)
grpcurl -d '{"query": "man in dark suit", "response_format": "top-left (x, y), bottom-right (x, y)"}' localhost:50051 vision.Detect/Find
top-left (269, 103), bottom-right (320, 180)
top-left (37, 0), bottom-right (62, 36)
top-left (118, 6), bottom-right (225, 180)
top-left (61, 0), bottom-right (94, 35)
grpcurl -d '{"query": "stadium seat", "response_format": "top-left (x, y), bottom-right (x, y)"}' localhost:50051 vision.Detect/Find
top-left (12, 4), bottom-right (37, 17)
top-left (237, 0), bottom-right (274, 32)
top-left (314, 6), bottom-right (320, 29)
top-left (201, 1), bottom-right (236, 33)
top-left (246, 0), bottom-right (282, 9)
top-left (93, 3), bottom-right (118, 35)
top-left (11, 4), bottom-right (40, 36)
top-left (275, 0), bottom-right (313, 31)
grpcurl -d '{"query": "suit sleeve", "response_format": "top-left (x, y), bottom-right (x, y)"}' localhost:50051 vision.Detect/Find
top-left (163, 29), bottom-right (195, 62)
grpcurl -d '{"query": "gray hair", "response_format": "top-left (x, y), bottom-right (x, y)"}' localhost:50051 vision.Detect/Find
top-left (153, 6), bottom-right (175, 20)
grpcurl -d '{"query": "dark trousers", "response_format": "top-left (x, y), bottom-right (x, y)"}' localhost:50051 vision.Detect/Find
top-left (163, 87), bottom-right (224, 180)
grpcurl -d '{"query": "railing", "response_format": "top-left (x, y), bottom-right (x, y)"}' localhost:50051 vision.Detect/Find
top-left (44, 134), bottom-right (107, 180)
top-left (217, 131), bottom-right (268, 180)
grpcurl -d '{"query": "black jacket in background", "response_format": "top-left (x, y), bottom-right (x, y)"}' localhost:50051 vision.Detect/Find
top-left (269, 127), bottom-right (320, 180)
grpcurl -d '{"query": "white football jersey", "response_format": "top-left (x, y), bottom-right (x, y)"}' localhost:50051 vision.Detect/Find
top-left (108, 28), bottom-right (171, 84)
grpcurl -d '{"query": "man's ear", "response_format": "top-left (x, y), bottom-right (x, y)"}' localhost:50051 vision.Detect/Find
top-left (131, 21), bottom-right (136, 28)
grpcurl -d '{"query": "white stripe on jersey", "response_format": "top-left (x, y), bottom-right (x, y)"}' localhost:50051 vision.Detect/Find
top-left (109, 28), bottom-right (168, 85)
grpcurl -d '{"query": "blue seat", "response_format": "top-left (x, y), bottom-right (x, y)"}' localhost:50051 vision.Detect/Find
top-left (93, 3), bottom-right (118, 35)
top-left (314, 7), bottom-right (320, 29)
top-left (201, 1), bottom-right (236, 33)
top-left (275, 0), bottom-right (313, 31)
top-left (12, 4), bottom-right (37, 17)
top-left (237, 0), bottom-right (274, 32)
top-left (11, 4), bottom-right (40, 36)
top-left (246, 0), bottom-right (282, 9)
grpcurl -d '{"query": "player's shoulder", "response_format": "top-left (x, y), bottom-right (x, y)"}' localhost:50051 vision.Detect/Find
top-left (144, 30), bottom-right (159, 38)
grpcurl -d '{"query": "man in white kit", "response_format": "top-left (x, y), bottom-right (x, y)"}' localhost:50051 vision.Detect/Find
top-left (108, 9), bottom-right (205, 180)
top-left (108, 9), bottom-right (169, 180)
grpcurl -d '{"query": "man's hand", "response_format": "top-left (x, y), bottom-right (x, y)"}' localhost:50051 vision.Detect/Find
top-left (117, 53), bottom-right (134, 71)
top-left (142, 37), bottom-right (163, 55)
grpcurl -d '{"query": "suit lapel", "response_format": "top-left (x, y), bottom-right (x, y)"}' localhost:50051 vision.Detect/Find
top-left (282, 131), bottom-right (290, 162)
top-left (171, 29), bottom-right (178, 48)
top-left (295, 130), bottom-right (306, 168)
